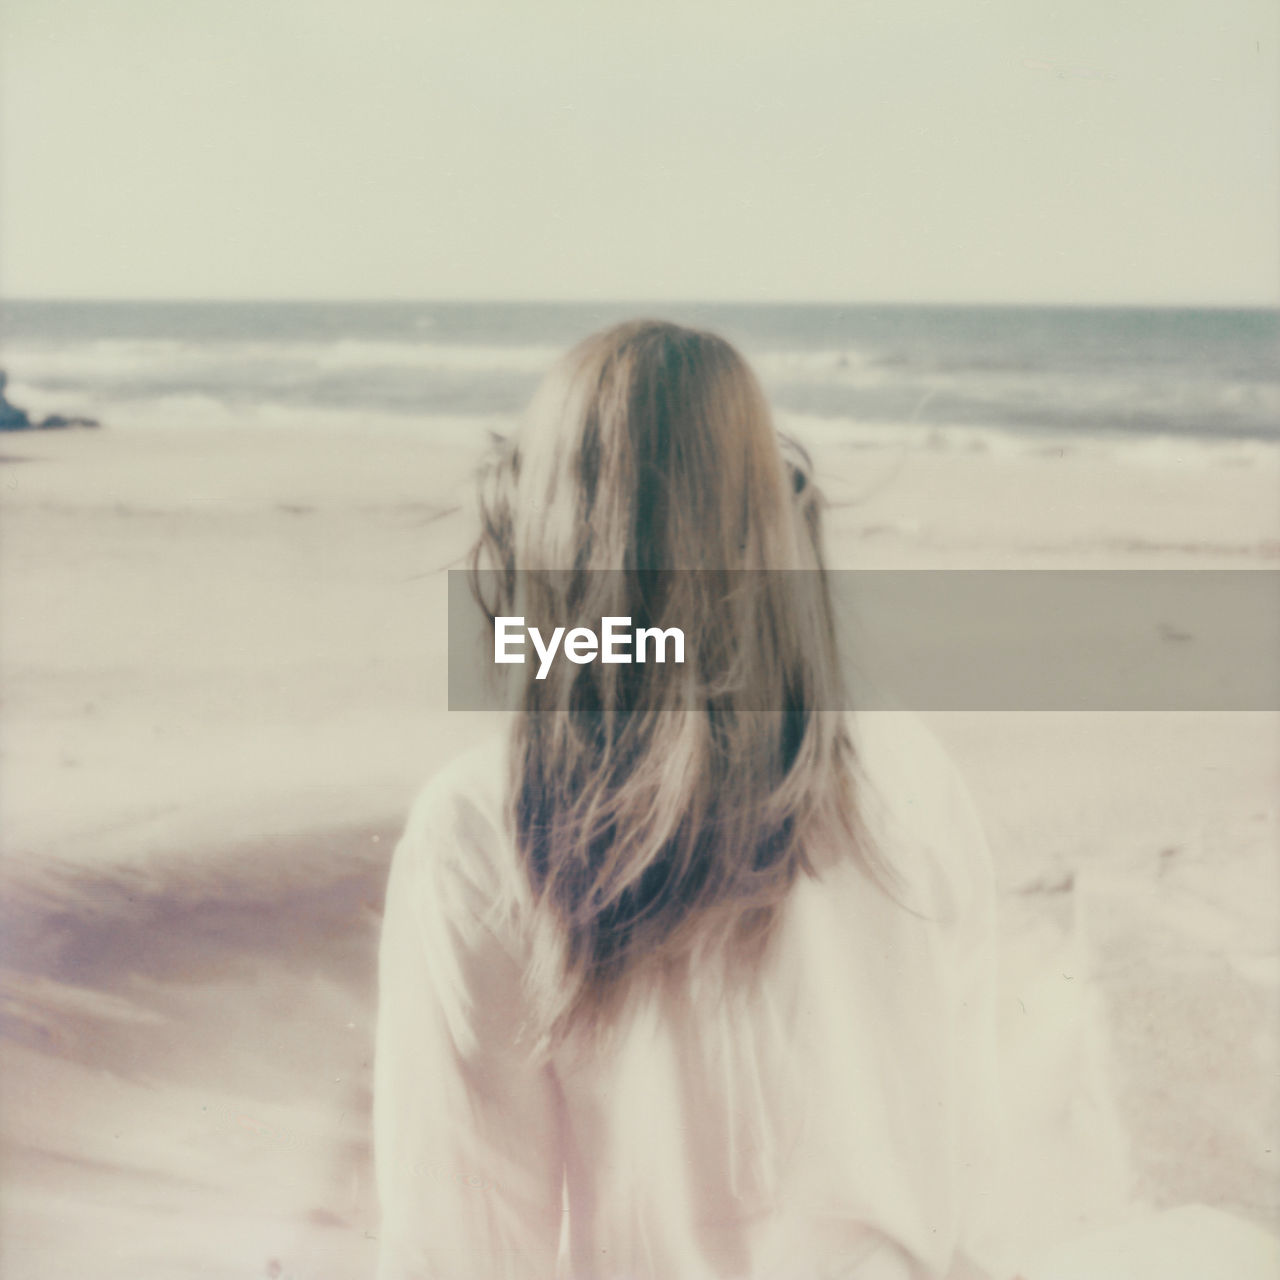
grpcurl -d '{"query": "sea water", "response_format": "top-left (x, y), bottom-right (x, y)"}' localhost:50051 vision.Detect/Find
top-left (1, 301), bottom-right (1276, 447)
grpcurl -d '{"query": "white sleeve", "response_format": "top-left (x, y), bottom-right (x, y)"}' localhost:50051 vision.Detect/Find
top-left (944, 754), bottom-right (1016, 1280)
top-left (373, 780), bottom-right (566, 1280)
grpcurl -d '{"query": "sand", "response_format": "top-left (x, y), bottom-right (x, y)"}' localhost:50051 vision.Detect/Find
top-left (1, 418), bottom-right (1277, 1278)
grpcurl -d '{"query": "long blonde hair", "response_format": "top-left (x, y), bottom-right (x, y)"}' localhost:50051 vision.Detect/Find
top-left (472, 320), bottom-right (872, 1042)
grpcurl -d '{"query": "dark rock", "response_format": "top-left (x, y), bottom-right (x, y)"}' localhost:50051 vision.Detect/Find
top-left (0, 369), bottom-right (100, 431)
top-left (0, 371), bottom-right (30, 430)
top-left (35, 413), bottom-right (100, 430)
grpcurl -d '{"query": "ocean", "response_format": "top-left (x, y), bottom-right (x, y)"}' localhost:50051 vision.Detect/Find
top-left (2, 301), bottom-right (1276, 445)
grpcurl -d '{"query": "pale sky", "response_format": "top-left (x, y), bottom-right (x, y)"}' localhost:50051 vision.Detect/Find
top-left (2, 0), bottom-right (1276, 304)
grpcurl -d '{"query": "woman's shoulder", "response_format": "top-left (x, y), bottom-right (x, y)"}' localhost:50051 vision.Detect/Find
top-left (393, 731), bottom-right (520, 924)
top-left (849, 709), bottom-right (959, 801)
top-left (403, 731), bottom-right (511, 835)
top-left (846, 711), bottom-right (995, 928)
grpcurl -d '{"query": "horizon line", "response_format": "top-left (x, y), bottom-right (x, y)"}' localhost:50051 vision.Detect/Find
top-left (3, 296), bottom-right (1278, 312)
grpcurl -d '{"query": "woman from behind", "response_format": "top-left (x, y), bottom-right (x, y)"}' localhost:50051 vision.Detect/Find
top-left (373, 320), bottom-right (1008, 1279)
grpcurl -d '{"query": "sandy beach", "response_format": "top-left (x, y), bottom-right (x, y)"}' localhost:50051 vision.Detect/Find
top-left (1, 418), bottom-right (1277, 1278)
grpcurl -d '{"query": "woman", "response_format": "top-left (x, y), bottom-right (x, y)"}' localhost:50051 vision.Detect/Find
top-left (373, 321), bottom-right (1010, 1279)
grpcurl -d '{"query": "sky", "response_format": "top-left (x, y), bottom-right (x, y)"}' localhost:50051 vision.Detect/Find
top-left (2, 0), bottom-right (1276, 304)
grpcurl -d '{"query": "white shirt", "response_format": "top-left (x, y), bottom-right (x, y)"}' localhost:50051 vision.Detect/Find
top-left (373, 713), bottom-right (1007, 1280)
